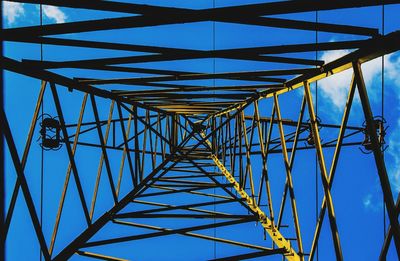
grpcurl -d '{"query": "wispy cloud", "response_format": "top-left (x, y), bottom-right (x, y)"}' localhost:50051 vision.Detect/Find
top-left (43, 5), bottom-right (67, 24)
top-left (384, 55), bottom-right (400, 193)
top-left (363, 193), bottom-right (382, 212)
top-left (363, 194), bottom-right (372, 208)
top-left (3, 1), bottom-right (25, 25)
top-left (387, 118), bottom-right (400, 192)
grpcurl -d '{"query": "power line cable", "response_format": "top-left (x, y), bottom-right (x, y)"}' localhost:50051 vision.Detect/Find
top-left (39, 4), bottom-right (44, 261)
top-left (315, 9), bottom-right (319, 261)
top-left (212, 0), bottom-right (217, 259)
top-left (381, 3), bottom-right (387, 241)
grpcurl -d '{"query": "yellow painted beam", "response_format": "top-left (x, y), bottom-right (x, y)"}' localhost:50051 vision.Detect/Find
top-left (201, 133), bottom-right (301, 261)
top-left (76, 251), bottom-right (128, 261)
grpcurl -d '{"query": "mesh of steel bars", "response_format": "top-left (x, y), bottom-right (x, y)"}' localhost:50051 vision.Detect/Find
top-left (2, 1), bottom-right (400, 260)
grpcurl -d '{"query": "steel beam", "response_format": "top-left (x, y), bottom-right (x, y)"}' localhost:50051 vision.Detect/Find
top-left (0, 110), bottom-right (51, 261)
top-left (201, 132), bottom-right (300, 261)
top-left (213, 31), bottom-right (400, 117)
top-left (309, 74), bottom-right (357, 261)
top-left (49, 93), bottom-right (88, 255)
top-left (3, 0), bottom-right (393, 37)
top-left (273, 94), bottom-right (304, 260)
top-left (353, 61), bottom-right (400, 257)
top-left (50, 83), bottom-right (91, 226)
top-left (113, 219), bottom-right (266, 251)
top-left (304, 81), bottom-right (343, 260)
top-left (4, 81), bottom-right (46, 238)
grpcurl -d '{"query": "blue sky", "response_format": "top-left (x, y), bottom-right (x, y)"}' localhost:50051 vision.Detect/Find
top-left (2, 1), bottom-right (400, 260)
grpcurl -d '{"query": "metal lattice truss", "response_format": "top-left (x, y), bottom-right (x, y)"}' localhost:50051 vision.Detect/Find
top-left (2, 1), bottom-right (400, 260)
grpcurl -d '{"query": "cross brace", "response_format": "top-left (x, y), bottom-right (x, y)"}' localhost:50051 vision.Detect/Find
top-left (201, 133), bottom-right (300, 261)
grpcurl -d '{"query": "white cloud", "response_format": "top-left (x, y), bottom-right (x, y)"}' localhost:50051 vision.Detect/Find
top-left (384, 54), bottom-right (400, 87)
top-left (43, 5), bottom-right (67, 24)
top-left (3, 1), bottom-right (25, 25)
top-left (318, 50), bottom-right (353, 109)
top-left (2, 3), bottom-right (67, 25)
top-left (318, 50), bottom-right (399, 110)
top-left (383, 55), bottom-right (400, 193)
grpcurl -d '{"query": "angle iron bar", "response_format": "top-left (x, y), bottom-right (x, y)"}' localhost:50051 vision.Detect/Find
top-left (200, 132), bottom-right (300, 261)
top-left (211, 31), bottom-right (400, 118)
top-left (90, 96), bottom-right (118, 204)
top-left (76, 251), bottom-right (128, 261)
top-left (2, 57), bottom-right (169, 115)
top-left (50, 83), bottom-right (92, 226)
top-left (49, 93), bottom-right (88, 255)
top-left (273, 94), bottom-right (304, 259)
top-left (116, 104), bottom-right (136, 194)
top-left (0, 110), bottom-right (51, 261)
top-left (277, 96), bottom-right (306, 230)
top-left (112, 219), bottom-right (272, 251)
top-left (304, 81), bottom-right (343, 260)
top-left (4, 81), bottom-right (47, 237)
top-left (353, 61), bottom-right (400, 256)
top-left (308, 73), bottom-right (357, 261)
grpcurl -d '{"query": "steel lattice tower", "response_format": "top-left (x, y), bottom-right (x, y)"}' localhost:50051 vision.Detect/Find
top-left (2, 1), bottom-right (400, 260)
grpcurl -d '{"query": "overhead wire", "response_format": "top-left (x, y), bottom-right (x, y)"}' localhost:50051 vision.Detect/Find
top-left (381, 3), bottom-right (386, 241)
top-left (39, 4), bottom-right (44, 261)
top-left (315, 9), bottom-right (319, 261)
top-left (212, 0), bottom-right (217, 259)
